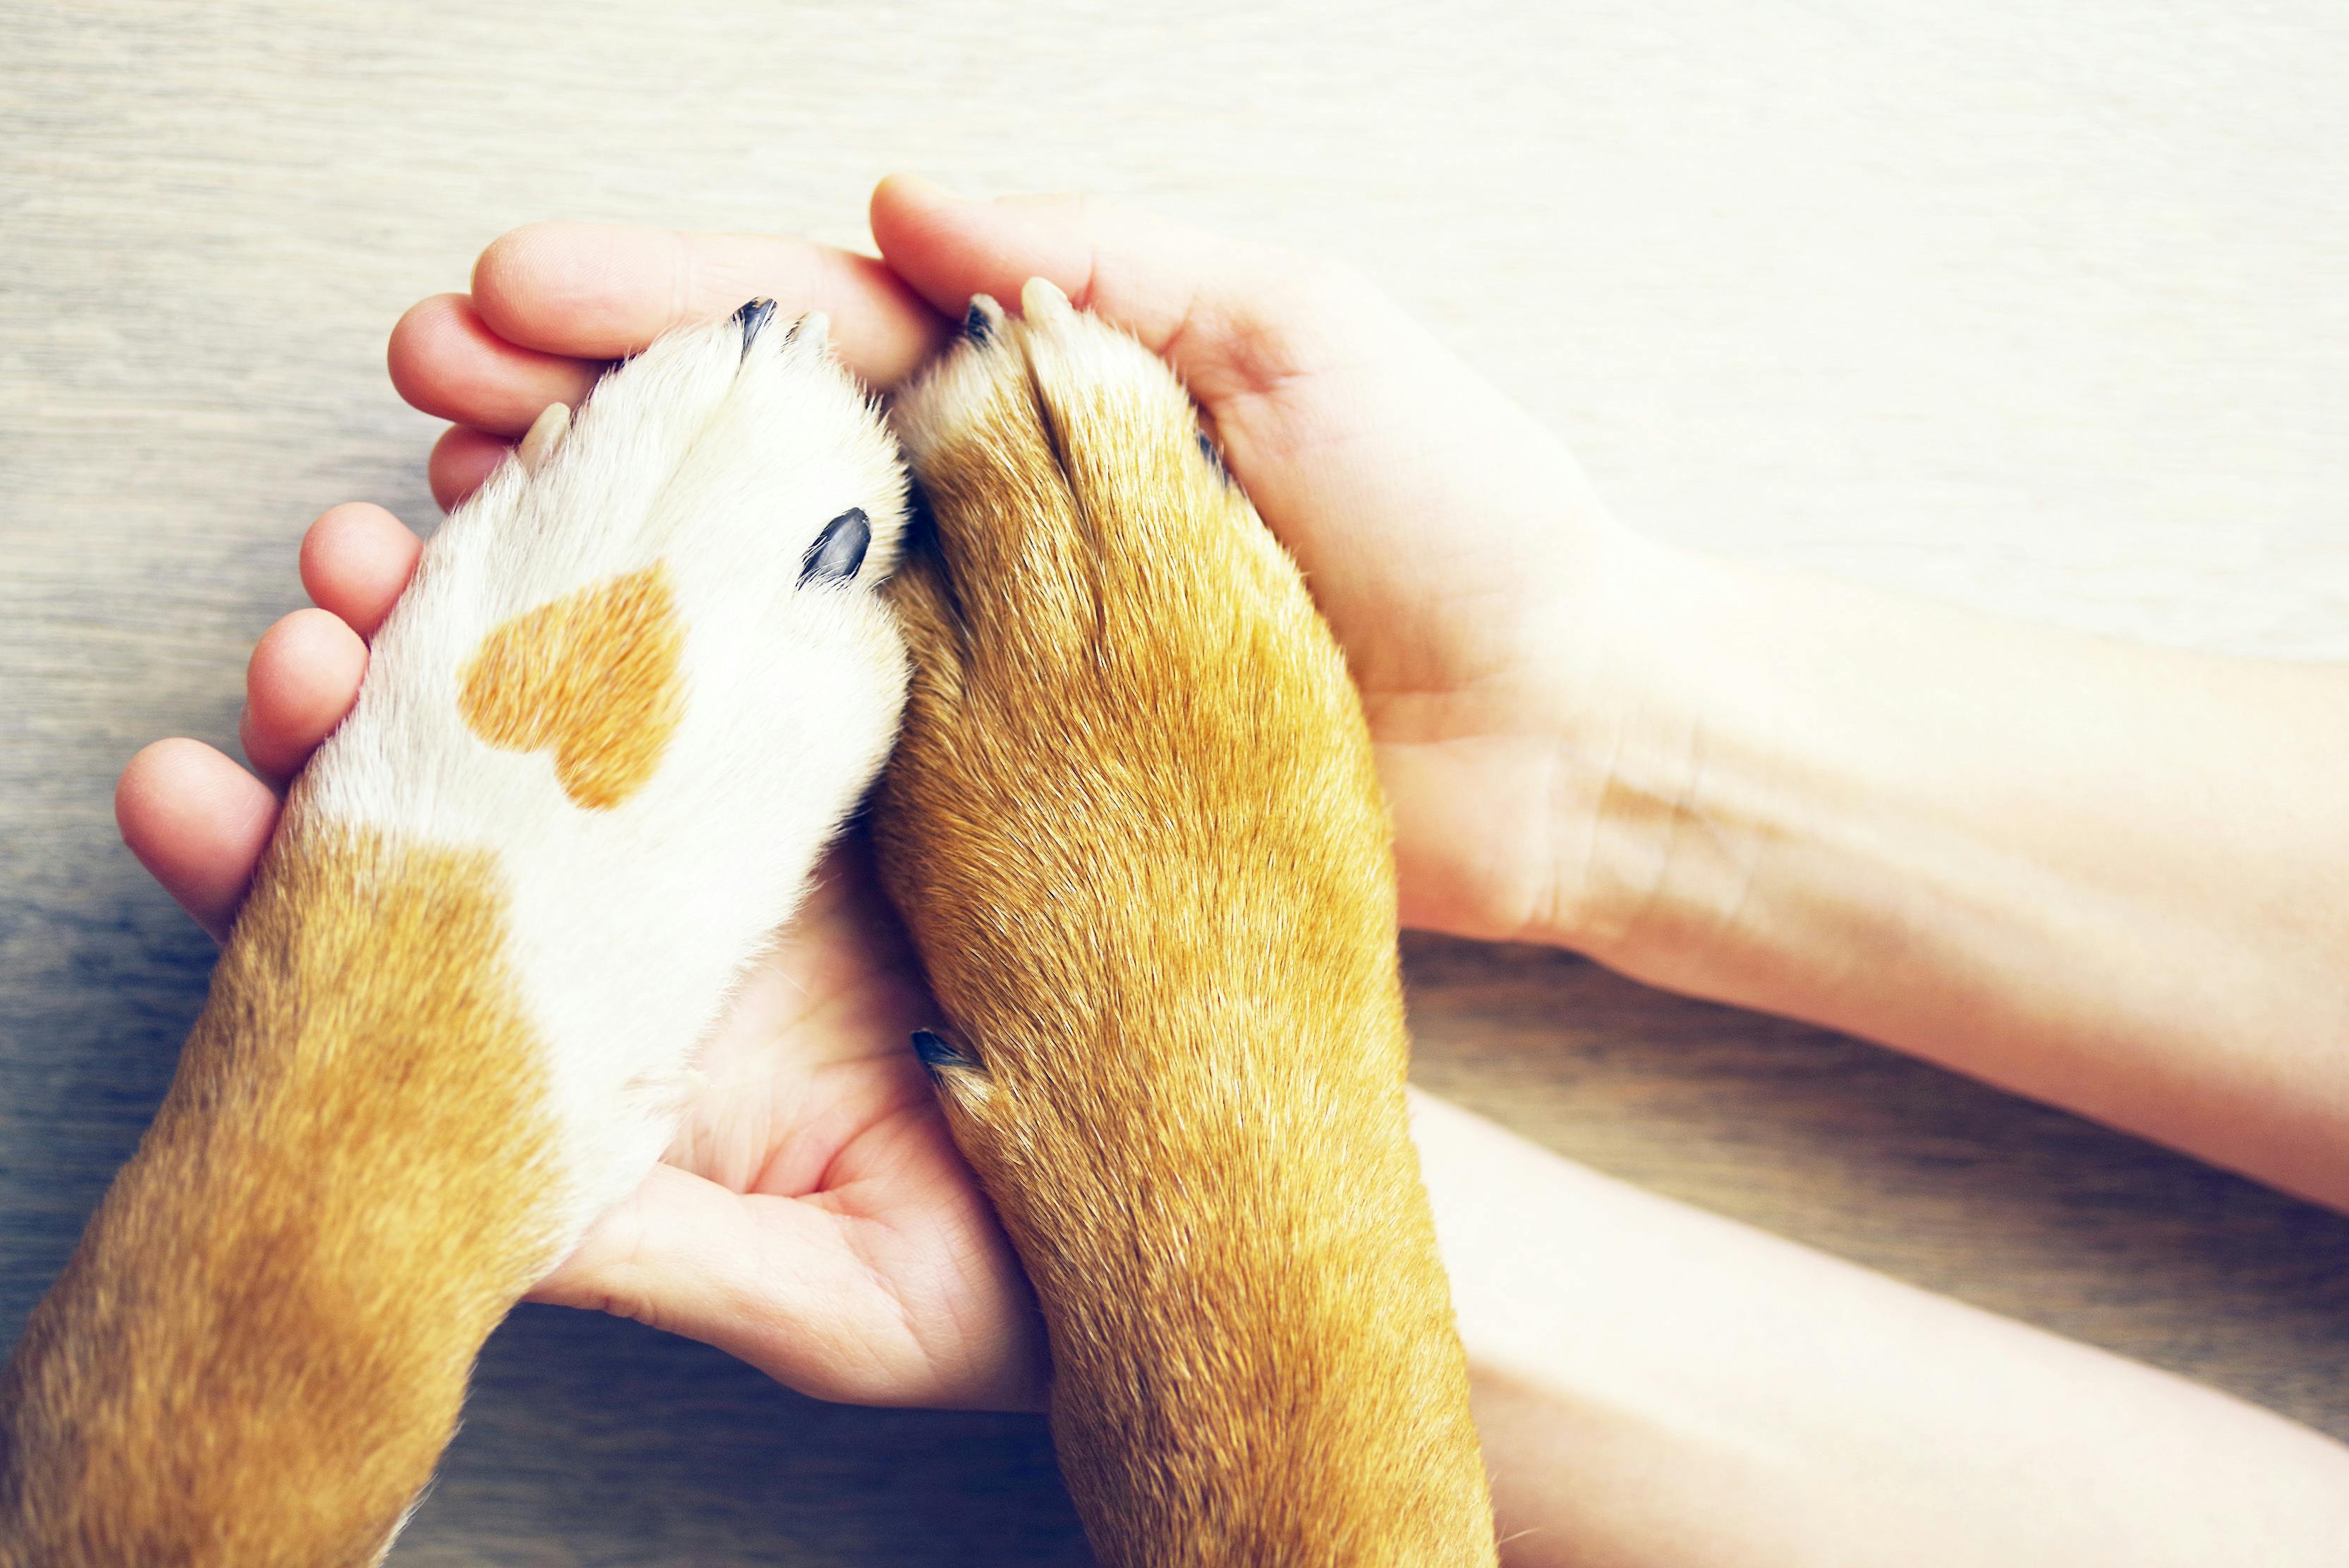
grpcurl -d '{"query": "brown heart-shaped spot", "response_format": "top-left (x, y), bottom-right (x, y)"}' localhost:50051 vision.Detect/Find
top-left (458, 564), bottom-right (685, 810)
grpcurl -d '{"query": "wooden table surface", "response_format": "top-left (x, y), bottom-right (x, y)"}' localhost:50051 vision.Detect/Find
top-left (6, 4), bottom-right (2347, 1561)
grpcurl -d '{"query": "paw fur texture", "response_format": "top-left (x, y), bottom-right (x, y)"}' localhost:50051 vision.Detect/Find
top-left (0, 307), bottom-right (909, 1567)
top-left (874, 281), bottom-right (1497, 1567)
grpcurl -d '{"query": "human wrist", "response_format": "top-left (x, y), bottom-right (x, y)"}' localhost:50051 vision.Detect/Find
top-left (1529, 545), bottom-right (2071, 1025)
top-left (1522, 539), bottom-right (1792, 975)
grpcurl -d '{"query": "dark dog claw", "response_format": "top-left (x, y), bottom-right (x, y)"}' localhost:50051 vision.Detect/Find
top-left (1196, 430), bottom-right (1230, 483)
top-left (734, 297), bottom-right (779, 354)
top-left (799, 507), bottom-right (872, 585)
top-left (911, 1030), bottom-right (976, 1070)
top-left (961, 294), bottom-right (1004, 344)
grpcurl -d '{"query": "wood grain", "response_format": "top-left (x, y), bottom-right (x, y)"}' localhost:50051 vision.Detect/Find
top-left (4, 2), bottom-right (2345, 1561)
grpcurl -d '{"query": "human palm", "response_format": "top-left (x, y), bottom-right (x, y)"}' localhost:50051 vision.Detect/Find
top-left (540, 841), bottom-right (1040, 1410)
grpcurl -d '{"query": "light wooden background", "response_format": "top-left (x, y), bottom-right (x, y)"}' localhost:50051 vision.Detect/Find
top-left (6, 3), bottom-right (2348, 1562)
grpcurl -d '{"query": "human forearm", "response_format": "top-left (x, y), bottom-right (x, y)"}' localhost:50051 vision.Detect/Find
top-left (1412, 1090), bottom-right (2349, 1568)
top-left (1550, 544), bottom-right (2349, 1208)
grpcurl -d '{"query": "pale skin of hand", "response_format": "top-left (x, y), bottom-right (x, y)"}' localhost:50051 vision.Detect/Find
top-left (116, 181), bottom-right (2349, 1562)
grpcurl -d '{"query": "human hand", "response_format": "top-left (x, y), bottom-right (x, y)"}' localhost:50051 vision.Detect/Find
top-left (388, 178), bottom-right (1670, 949)
top-left (123, 178), bottom-right (1668, 1409)
top-left (114, 501), bottom-right (1046, 1412)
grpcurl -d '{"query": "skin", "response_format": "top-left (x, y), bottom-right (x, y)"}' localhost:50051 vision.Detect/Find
top-left (108, 181), bottom-right (2349, 1561)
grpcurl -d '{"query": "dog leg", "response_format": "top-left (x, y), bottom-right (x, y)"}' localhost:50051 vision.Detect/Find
top-left (874, 282), bottom-right (1497, 1567)
top-left (0, 303), bottom-right (909, 1566)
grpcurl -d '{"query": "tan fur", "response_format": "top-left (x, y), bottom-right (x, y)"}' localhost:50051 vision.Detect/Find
top-left (457, 562), bottom-right (686, 811)
top-left (873, 283), bottom-right (1497, 1566)
top-left (0, 813), bottom-right (564, 1567)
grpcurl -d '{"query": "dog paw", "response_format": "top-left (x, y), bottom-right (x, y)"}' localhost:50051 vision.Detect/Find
top-left (873, 279), bottom-right (1393, 1112)
top-left (272, 302), bottom-right (908, 1236)
top-left (870, 286), bottom-right (1495, 1566)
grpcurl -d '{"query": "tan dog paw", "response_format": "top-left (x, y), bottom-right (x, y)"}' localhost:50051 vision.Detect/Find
top-left (873, 281), bottom-right (1495, 1567)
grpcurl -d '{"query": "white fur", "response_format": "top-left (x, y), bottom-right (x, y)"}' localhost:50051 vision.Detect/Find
top-left (299, 310), bottom-right (908, 1242)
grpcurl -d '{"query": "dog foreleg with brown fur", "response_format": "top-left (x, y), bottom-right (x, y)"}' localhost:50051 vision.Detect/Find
top-left (871, 281), bottom-right (1499, 1567)
top-left (0, 303), bottom-right (909, 1567)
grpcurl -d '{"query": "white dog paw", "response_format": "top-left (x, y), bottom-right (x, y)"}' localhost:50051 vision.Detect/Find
top-left (281, 301), bottom-right (908, 1237)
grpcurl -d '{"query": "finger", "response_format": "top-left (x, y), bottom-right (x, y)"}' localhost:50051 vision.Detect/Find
top-left (471, 222), bottom-right (951, 389)
top-left (428, 424), bottom-right (511, 513)
top-left (116, 739), bottom-right (280, 942)
top-left (239, 609), bottom-right (368, 785)
top-left (298, 502), bottom-right (422, 639)
top-left (386, 293), bottom-right (601, 436)
top-left (868, 175), bottom-right (1382, 406)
